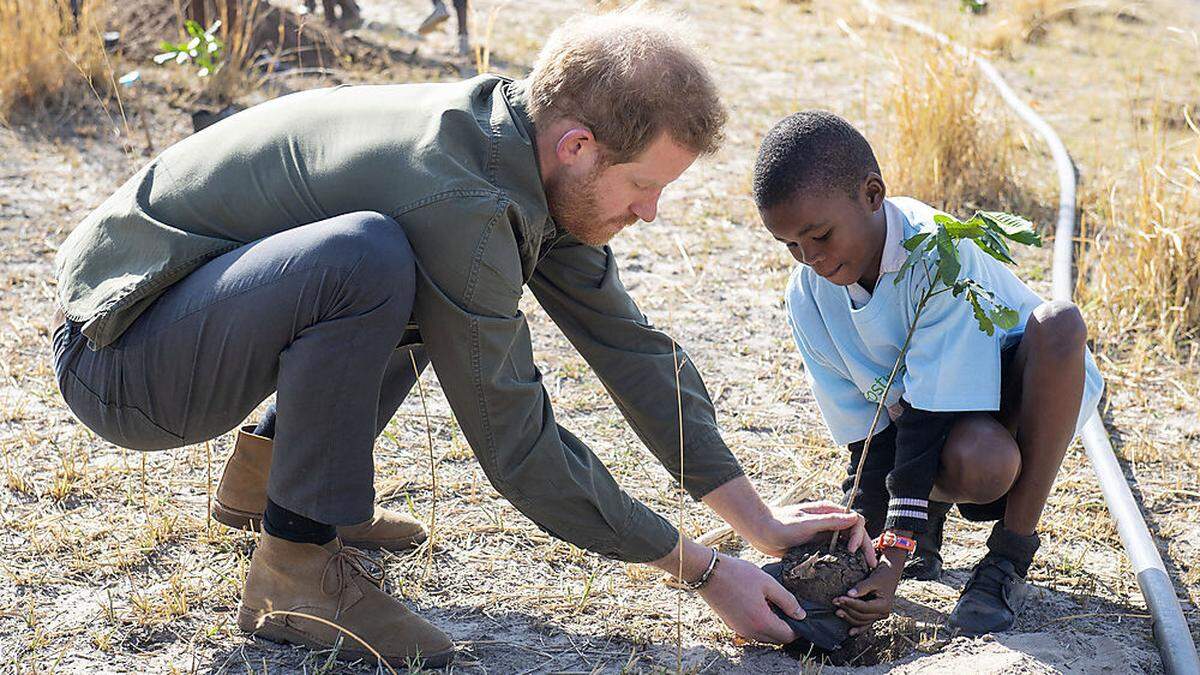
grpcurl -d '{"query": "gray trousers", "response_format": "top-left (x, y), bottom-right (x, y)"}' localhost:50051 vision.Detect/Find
top-left (53, 212), bottom-right (429, 524)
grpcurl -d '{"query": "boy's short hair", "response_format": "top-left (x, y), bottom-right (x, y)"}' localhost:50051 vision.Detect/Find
top-left (753, 110), bottom-right (881, 209)
top-left (526, 7), bottom-right (726, 164)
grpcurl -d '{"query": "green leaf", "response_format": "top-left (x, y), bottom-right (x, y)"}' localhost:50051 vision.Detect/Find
top-left (934, 229), bottom-right (961, 287)
top-left (979, 211), bottom-right (1042, 247)
top-left (935, 213), bottom-right (984, 240)
top-left (965, 288), bottom-right (995, 335)
top-left (962, 278), bottom-right (1000, 303)
top-left (895, 234), bottom-right (933, 285)
top-left (902, 231), bottom-right (931, 252)
top-left (989, 305), bottom-right (1020, 330)
top-left (975, 225), bottom-right (1016, 264)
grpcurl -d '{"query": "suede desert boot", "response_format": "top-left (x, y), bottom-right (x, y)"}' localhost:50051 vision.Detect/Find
top-left (238, 534), bottom-right (454, 667)
top-left (212, 426), bottom-right (428, 551)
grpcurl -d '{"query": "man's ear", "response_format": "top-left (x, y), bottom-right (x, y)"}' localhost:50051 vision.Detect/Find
top-left (555, 126), bottom-right (598, 168)
top-left (863, 172), bottom-right (887, 211)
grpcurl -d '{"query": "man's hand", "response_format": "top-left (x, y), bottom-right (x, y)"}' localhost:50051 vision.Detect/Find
top-left (699, 479), bottom-right (877, 566)
top-left (834, 547), bottom-right (905, 634)
top-left (649, 536), bottom-right (803, 645)
top-left (745, 500), bottom-right (877, 567)
top-left (698, 553), bottom-right (806, 644)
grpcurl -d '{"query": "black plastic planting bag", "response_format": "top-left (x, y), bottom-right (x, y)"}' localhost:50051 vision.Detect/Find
top-left (761, 561), bottom-right (852, 653)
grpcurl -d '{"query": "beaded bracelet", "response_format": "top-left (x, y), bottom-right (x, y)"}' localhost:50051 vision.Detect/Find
top-left (682, 547), bottom-right (720, 591)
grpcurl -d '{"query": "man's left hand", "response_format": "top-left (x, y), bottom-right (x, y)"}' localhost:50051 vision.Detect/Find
top-left (745, 500), bottom-right (877, 566)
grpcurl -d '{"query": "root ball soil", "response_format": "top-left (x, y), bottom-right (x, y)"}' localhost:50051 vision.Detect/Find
top-left (780, 539), bottom-right (871, 606)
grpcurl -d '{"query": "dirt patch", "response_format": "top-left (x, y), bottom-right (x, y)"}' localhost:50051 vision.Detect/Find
top-left (781, 540), bottom-right (871, 607)
top-left (106, 0), bottom-right (450, 82)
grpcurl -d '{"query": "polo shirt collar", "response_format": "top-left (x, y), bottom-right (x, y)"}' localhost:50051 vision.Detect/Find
top-left (847, 199), bottom-right (906, 306)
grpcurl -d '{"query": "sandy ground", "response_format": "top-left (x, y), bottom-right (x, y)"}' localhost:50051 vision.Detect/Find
top-left (2, 0), bottom-right (1199, 672)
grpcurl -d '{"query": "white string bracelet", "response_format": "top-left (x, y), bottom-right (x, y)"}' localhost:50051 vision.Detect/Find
top-left (682, 547), bottom-right (720, 591)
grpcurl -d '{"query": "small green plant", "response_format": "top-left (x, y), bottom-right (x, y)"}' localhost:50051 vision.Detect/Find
top-left (897, 211), bottom-right (1041, 335)
top-left (960, 0), bottom-right (989, 14)
top-left (154, 20), bottom-right (224, 77)
top-left (833, 209), bottom-right (1042, 549)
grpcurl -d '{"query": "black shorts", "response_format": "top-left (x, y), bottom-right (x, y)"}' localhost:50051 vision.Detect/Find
top-left (843, 333), bottom-right (1025, 528)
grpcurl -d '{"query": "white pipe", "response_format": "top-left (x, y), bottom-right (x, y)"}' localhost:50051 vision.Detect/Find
top-left (858, 3), bottom-right (1200, 672)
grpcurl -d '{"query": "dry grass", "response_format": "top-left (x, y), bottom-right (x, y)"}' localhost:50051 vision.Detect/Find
top-left (878, 41), bottom-right (1033, 217)
top-left (1077, 105), bottom-right (1200, 352)
top-left (978, 0), bottom-right (1087, 53)
top-left (200, 0), bottom-right (265, 104)
top-left (0, 0), bottom-right (110, 122)
top-left (1, 0), bottom-right (1198, 672)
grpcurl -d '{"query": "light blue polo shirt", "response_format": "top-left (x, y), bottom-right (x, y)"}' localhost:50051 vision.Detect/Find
top-left (785, 197), bottom-right (1104, 446)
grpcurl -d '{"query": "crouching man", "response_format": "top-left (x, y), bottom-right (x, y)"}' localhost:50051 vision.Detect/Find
top-left (51, 8), bottom-right (870, 667)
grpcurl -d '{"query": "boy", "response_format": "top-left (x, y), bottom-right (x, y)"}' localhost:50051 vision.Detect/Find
top-left (753, 111), bottom-right (1103, 636)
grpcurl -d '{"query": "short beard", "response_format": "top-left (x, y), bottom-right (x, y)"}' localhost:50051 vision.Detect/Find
top-left (546, 165), bottom-right (636, 247)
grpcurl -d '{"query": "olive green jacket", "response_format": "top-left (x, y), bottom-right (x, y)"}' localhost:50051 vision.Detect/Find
top-left (54, 75), bottom-right (743, 562)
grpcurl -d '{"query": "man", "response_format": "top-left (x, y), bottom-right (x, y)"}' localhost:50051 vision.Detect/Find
top-left (302, 0), bottom-right (363, 31)
top-left (52, 8), bottom-right (871, 668)
top-left (418, 0), bottom-right (470, 56)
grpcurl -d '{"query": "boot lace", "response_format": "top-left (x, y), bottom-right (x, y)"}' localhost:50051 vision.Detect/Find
top-left (965, 556), bottom-right (1016, 600)
top-left (319, 545), bottom-right (386, 617)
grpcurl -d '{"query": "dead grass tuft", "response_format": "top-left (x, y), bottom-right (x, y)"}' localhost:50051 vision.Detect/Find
top-left (979, 0), bottom-right (1084, 53)
top-left (0, 0), bottom-right (110, 122)
top-left (879, 42), bottom-right (1031, 217)
top-left (1077, 102), bottom-right (1200, 351)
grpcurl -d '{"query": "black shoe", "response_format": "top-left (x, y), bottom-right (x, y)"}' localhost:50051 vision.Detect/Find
top-left (949, 522), bottom-right (1040, 635)
top-left (948, 555), bottom-right (1028, 635)
top-left (904, 501), bottom-right (950, 581)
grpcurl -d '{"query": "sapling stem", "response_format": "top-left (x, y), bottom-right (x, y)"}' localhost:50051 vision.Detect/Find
top-left (829, 271), bottom-right (933, 553)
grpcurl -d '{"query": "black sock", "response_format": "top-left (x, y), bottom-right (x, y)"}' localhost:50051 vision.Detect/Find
top-left (986, 521), bottom-right (1041, 577)
top-left (253, 403), bottom-right (277, 439)
top-left (263, 498), bottom-right (336, 545)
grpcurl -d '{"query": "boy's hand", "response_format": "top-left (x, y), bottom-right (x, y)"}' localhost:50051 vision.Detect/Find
top-left (833, 547), bottom-right (906, 634)
top-left (747, 500), bottom-right (877, 567)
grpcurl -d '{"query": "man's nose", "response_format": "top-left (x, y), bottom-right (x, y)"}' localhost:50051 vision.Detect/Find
top-left (631, 194), bottom-right (660, 223)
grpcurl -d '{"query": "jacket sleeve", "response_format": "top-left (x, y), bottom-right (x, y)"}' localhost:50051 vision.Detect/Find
top-left (884, 401), bottom-right (955, 533)
top-left (526, 237), bottom-right (744, 500)
top-left (407, 197), bottom-right (678, 563)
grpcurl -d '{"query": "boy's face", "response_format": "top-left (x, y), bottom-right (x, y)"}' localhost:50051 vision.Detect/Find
top-left (760, 174), bottom-right (887, 287)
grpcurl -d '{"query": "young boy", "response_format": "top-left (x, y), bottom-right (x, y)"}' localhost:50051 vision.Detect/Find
top-left (753, 110), bottom-right (1104, 636)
